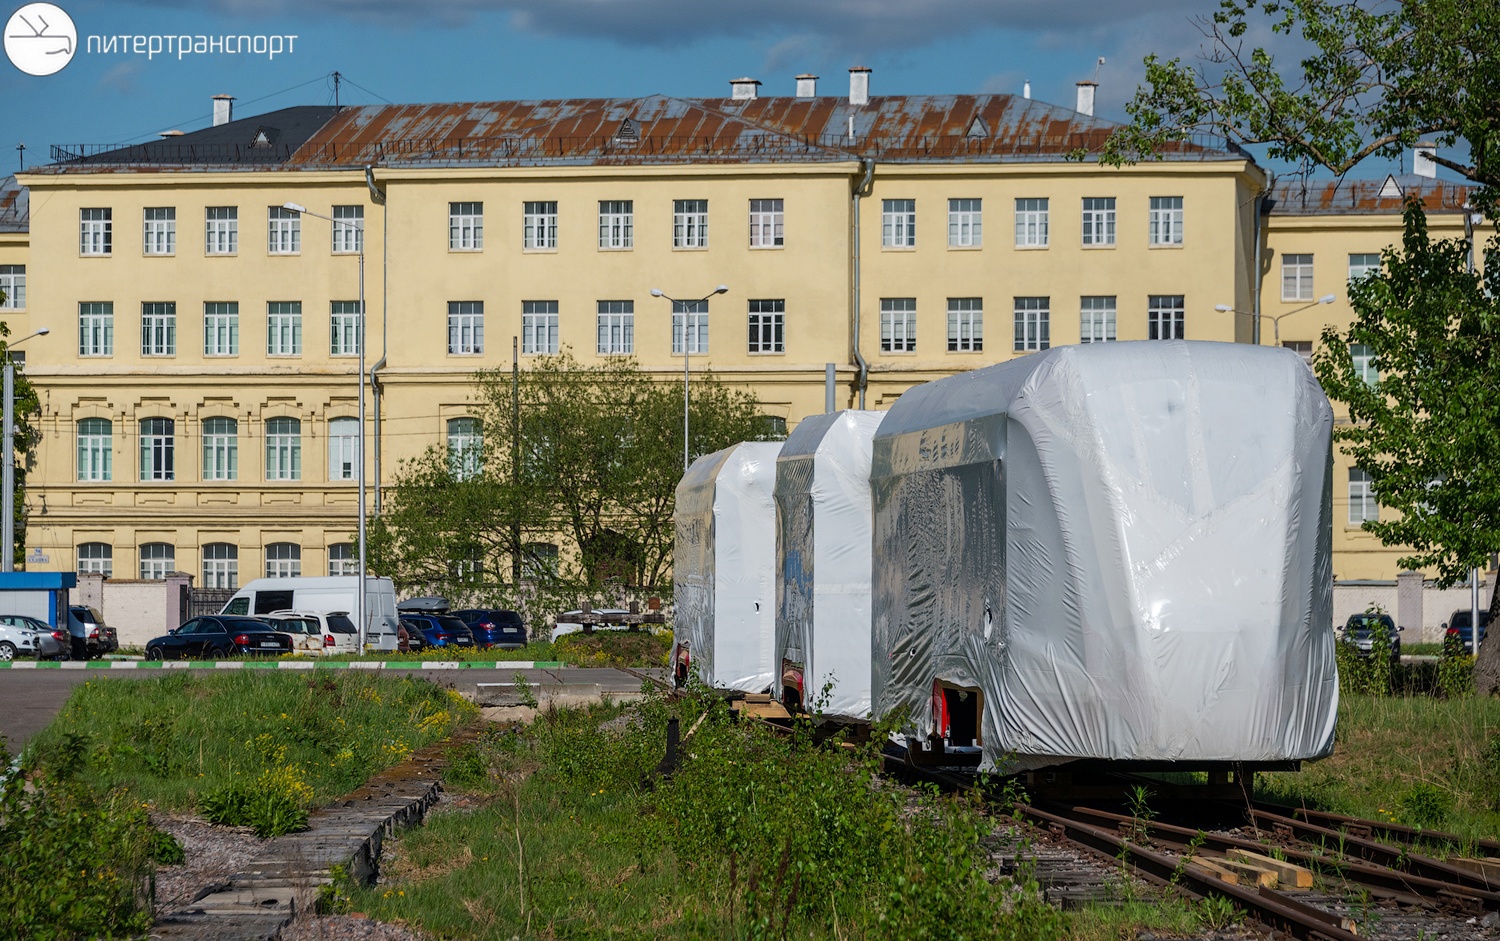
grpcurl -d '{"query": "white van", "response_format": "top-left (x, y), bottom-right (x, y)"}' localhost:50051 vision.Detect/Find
top-left (220, 576), bottom-right (399, 651)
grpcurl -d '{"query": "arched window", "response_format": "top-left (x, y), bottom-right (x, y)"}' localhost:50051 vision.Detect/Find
top-left (328, 543), bottom-right (357, 576)
top-left (265, 542), bottom-right (301, 578)
top-left (77, 542), bottom-right (112, 577)
top-left (447, 417), bottom-right (482, 480)
top-left (139, 543), bottom-right (174, 579)
top-left (202, 417), bottom-right (238, 481)
top-left (202, 543), bottom-right (238, 589)
top-left (329, 417), bottom-right (357, 481)
top-left (77, 418), bottom-right (112, 481)
top-left (265, 418), bottom-right (301, 480)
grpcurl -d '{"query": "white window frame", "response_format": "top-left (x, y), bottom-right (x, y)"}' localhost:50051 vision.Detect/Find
top-left (1283, 340), bottom-right (1314, 369)
top-left (1148, 196), bottom-right (1184, 246)
top-left (447, 418), bottom-right (483, 480)
top-left (143, 208), bottom-right (175, 256)
top-left (330, 301), bottom-right (361, 356)
top-left (265, 543), bottom-right (302, 579)
top-left (203, 302), bottom-right (239, 356)
top-left (265, 417), bottom-right (302, 481)
top-left (139, 543), bottom-right (174, 580)
top-left (267, 301), bottom-right (302, 356)
top-left (946, 297), bottom-right (983, 352)
top-left (328, 417), bottom-right (357, 481)
top-left (882, 199), bottom-right (916, 248)
top-left (672, 300), bottom-right (709, 355)
top-left (140, 418), bottom-right (174, 481)
top-left (1348, 468), bottom-right (1378, 525)
top-left (1013, 297), bottom-right (1050, 351)
top-left (1348, 253), bottom-right (1381, 283)
top-left (1148, 295), bottom-right (1186, 340)
top-left (202, 543), bottom-right (238, 590)
top-left (1080, 296), bottom-right (1117, 343)
top-left (598, 200), bottom-right (634, 249)
top-left (328, 543), bottom-right (357, 576)
top-left (673, 199), bottom-right (708, 249)
top-left (880, 298), bottom-right (916, 353)
top-left (748, 299), bottom-right (784, 354)
top-left (141, 302), bottom-right (176, 356)
top-left (523, 201), bottom-right (557, 250)
top-left (1082, 197), bottom-right (1115, 247)
top-left (205, 206), bottom-right (238, 255)
top-left (1281, 254), bottom-right (1314, 301)
top-left (80, 208), bottom-right (112, 256)
top-left (749, 198), bottom-right (784, 248)
top-left (522, 300), bottom-right (559, 354)
top-left (77, 543), bottom-right (112, 577)
top-left (267, 206), bottom-right (301, 255)
top-left (596, 300), bottom-right (634, 355)
top-left (0, 265), bottom-right (21, 309)
top-left (448, 301), bottom-right (484, 355)
top-left (332, 205), bottom-right (364, 254)
top-left (1014, 198), bottom-right (1049, 248)
top-left (202, 417), bottom-right (238, 481)
top-left (947, 198), bottom-right (981, 248)
top-left (77, 418), bottom-right (112, 482)
top-left (79, 302), bottom-right (113, 356)
top-left (449, 202), bottom-right (483, 250)
top-left (1351, 342), bottom-right (1378, 385)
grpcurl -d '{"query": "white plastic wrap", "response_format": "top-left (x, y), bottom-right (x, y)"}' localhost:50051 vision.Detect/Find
top-left (674, 441), bottom-right (783, 692)
top-left (774, 411), bottom-right (885, 719)
top-left (871, 341), bottom-right (1338, 771)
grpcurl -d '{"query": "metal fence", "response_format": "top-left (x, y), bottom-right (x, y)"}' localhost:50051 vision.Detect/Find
top-left (186, 588), bottom-right (235, 619)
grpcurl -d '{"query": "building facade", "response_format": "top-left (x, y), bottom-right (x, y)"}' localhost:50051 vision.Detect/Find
top-left (1, 72), bottom-right (1472, 588)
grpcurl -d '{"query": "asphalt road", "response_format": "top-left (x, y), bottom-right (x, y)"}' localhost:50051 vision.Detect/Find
top-left (0, 666), bottom-right (657, 753)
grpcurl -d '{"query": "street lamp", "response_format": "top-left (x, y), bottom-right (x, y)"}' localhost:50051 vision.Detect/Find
top-left (649, 284), bottom-right (728, 472)
top-left (1214, 294), bottom-right (1336, 345)
top-left (282, 201), bottom-right (369, 652)
top-left (3, 327), bottom-right (49, 572)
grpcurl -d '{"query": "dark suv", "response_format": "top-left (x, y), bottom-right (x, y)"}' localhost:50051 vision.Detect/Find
top-left (399, 613), bottom-right (475, 649)
top-left (453, 609), bottom-right (528, 649)
top-left (1341, 612), bottom-right (1401, 662)
top-left (1444, 609), bottom-right (1491, 655)
top-left (67, 605), bottom-right (119, 660)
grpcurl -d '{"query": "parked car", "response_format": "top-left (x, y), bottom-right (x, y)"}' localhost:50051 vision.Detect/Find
top-left (550, 608), bottom-right (632, 643)
top-left (143, 616), bottom-right (295, 660)
top-left (65, 605), bottom-right (118, 660)
top-left (1444, 609), bottom-right (1491, 655)
top-left (220, 576), bottom-right (401, 651)
top-left (397, 620), bottom-right (428, 654)
top-left (1340, 612), bottom-right (1402, 662)
top-left (453, 609), bottom-right (529, 649)
top-left (0, 614), bottom-right (67, 661)
top-left (263, 610), bottom-right (360, 656)
top-left (398, 613), bottom-right (475, 649)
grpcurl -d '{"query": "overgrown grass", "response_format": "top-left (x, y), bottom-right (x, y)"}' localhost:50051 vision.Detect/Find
top-left (27, 672), bottom-right (476, 835)
top-left (550, 629), bottom-right (671, 668)
top-left (1258, 693), bottom-right (1500, 842)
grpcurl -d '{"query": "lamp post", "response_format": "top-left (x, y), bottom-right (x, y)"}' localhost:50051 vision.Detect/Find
top-left (283, 202), bottom-right (368, 652)
top-left (649, 285), bottom-right (728, 472)
top-left (1214, 294), bottom-right (1336, 345)
top-left (1464, 203), bottom-right (1486, 656)
top-left (3, 327), bottom-right (49, 572)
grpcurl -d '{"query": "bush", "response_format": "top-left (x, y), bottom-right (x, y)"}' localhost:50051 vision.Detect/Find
top-left (1336, 625), bottom-right (1395, 695)
top-left (1438, 633), bottom-right (1476, 697)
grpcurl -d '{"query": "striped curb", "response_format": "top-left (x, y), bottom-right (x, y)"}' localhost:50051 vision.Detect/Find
top-left (0, 660), bottom-right (567, 670)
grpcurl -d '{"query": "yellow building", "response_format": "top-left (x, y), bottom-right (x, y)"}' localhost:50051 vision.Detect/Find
top-left (0, 72), bottom-right (1472, 587)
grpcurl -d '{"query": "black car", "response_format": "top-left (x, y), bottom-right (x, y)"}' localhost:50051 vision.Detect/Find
top-left (1341, 612), bottom-right (1402, 662)
top-left (453, 608), bottom-right (529, 649)
top-left (1444, 609), bottom-right (1491, 655)
top-left (398, 619), bottom-right (428, 653)
top-left (144, 616), bottom-right (294, 660)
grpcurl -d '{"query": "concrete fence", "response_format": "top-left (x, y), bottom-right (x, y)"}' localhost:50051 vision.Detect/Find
top-left (74, 572), bottom-right (191, 650)
top-left (1334, 572), bottom-right (1493, 644)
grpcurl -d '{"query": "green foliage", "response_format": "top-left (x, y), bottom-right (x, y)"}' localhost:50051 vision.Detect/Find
top-left (1397, 781), bottom-right (1451, 828)
top-left (149, 826), bottom-right (186, 865)
top-left (199, 769), bottom-right (311, 838)
top-left (317, 864), bottom-right (355, 915)
top-left (1336, 624), bottom-right (1396, 696)
top-left (1100, 0), bottom-right (1500, 199)
top-left (0, 319), bottom-right (41, 570)
top-left (369, 350), bottom-right (777, 607)
top-left (0, 740), bottom-right (155, 939)
top-left (1438, 633), bottom-right (1476, 698)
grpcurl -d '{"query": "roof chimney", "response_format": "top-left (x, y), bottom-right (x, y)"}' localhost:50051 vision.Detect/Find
top-left (1075, 81), bottom-right (1096, 117)
top-left (848, 66), bottom-right (871, 106)
top-left (730, 77), bottom-right (761, 100)
top-left (1413, 142), bottom-right (1437, 179)
top-left (212, 94), bottom-right (235, 127)
top-left (1023, 80), bottom-right (1031, 100)
top-left (795, 73), bottom-right (818, 98)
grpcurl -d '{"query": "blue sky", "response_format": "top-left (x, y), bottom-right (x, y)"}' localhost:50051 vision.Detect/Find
top-left (1, 0), bottom-right (1410, 179)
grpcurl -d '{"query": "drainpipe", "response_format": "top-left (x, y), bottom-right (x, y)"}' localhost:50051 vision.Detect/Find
top-left (365, 166), bottom-right (388, 514)
top-left (1252, 181), bottom-right (1272, 346)
top-left (851, 158), bottom-right (875, 408)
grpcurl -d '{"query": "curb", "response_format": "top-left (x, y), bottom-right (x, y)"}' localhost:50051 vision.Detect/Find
top-left (0, 660), bottom-right (567, 670)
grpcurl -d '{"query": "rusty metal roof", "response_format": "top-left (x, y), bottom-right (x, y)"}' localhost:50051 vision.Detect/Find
top-left (0, 176), bottom-right (26, 233)
top-left (42, 94), bottom-right (1246, 171)
top-left (1269, 176), bottom-right (1473, 215)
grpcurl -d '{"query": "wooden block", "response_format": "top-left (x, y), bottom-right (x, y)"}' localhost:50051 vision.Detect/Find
top-left (1188, 858), bottom-right (1244, 886)
top-left (1227, 848), bottom-right (1315, 888)
top-left (1447, 857), bottom-right (1500, 879)
top-left (1205, 856), bottom-right (1279, 888)
top-left (743, 693), bottom-right (772, 704)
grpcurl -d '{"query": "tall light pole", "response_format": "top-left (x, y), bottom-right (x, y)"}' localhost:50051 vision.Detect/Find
top-left (650, 285), bottom-right (728, 472)
top-left (1214, 294), bottom-right (1336, 345)
top-left (1464, 203), bottom-right (1486, 656)
top-left (283, 202), bottom-right (368, 652)
top-left (3, 327), bottom-right (49, 572)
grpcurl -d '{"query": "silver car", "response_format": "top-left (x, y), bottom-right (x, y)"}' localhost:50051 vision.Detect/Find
top-left (0, 614), bottom-right (67, 660)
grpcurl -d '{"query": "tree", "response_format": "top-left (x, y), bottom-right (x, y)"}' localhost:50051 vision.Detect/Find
top-left (0, 313), bottom-right (40, 570)
top-left (367, 352), bottom-right (772, 612)
top-left (1102, 0), bottom-right (1500, 201)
